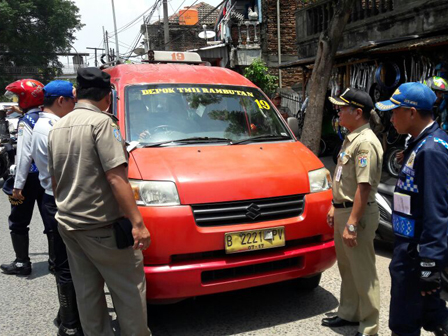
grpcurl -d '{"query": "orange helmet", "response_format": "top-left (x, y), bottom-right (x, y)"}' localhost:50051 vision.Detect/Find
top-left (5, 79), bottom-right (44, 110)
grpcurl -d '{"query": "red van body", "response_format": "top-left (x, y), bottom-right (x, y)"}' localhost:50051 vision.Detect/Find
top-left (104, 61), bottom-right (335, 302)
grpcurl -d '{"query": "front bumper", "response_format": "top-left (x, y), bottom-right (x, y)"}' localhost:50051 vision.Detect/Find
top-left (140, 190), bottom-right (335, 301)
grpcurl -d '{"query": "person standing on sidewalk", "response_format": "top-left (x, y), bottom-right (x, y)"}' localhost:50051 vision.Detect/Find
top-left (376, 82), bottom-right (448, 336)
top-left (323, 88), bottom-right (383, 336)
top-left (47, 67), bottom-right (151, 336)
top-left (31, 80), bottom-right (82, 336)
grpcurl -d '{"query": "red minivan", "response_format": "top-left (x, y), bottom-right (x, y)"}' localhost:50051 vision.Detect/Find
top-left (104, 51), bottom-right (335, 303)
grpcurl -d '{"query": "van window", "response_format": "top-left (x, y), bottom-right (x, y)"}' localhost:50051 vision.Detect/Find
top-left (125, 84), bottom-right (291, 144)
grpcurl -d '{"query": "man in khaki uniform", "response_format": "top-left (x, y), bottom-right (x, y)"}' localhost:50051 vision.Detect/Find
top-left (322, 88), bottom-right (383, 336)
top-left (48, 67), bottom-right (151, 336)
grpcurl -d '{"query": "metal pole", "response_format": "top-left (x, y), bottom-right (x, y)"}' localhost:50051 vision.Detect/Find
top-left (111, 0), bottom-right (120, 61)
top-left (144, 16), bottom-right (150, 52)
top-left (163, 0), bottom-right (169, 50)
top-left (277, 0), bottom-right (282, 88)
top-left (103, 27), bottom-right (110, 63)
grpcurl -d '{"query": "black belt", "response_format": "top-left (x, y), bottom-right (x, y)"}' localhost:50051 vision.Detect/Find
top-left (333, 202), bottom-right (353, 208)
top-left (333, 201), bottom-right (375, 209)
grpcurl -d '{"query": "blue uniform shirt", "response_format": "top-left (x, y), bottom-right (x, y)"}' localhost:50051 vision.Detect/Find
top-left (393, 122), bottom-right (448, 262)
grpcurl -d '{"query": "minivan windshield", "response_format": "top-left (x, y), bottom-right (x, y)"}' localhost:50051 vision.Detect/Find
top-left (125, 84), bottom-right (292, 145)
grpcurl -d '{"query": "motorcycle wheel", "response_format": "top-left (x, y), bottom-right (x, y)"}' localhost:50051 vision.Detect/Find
top-left (384, 146), bottom-right (404, 178)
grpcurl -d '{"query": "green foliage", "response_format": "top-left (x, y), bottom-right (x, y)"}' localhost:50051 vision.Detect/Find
top-left (0, 0), bottom-right (83, 91)
top-left (244, 59), bottom-right (278, 96)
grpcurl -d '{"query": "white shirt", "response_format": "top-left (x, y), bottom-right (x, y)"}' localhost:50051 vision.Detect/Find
top-left (14, 107), bottom-right (41, 189)
top-left (31, 112), bottom-right (60, 195)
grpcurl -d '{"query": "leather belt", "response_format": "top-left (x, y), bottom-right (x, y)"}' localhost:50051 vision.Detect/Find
top-left (333, 201), bottom-right (376, 209)
top-left (333, 202), bottom-right (353, 208)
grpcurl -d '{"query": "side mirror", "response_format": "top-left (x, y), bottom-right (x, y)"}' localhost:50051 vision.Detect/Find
top-left (287, 117), bottom-right (299, 137)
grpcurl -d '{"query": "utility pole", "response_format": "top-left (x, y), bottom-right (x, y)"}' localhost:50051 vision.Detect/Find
top-left (86, 47), bottom-right (105, 67)
top-left (111, 0), bottom-right (120, 61)
top-left (163, 0), bottom-right (169, 51)
top-left (103, 27), bottom-right (110, 63)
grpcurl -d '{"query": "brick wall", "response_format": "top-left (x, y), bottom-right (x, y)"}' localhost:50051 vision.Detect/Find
top-left (262, 0), bottom-right (307, 88)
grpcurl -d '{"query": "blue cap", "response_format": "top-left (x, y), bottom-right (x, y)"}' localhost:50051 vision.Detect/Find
top-left (44, 80), bottom-right (74, 98)
top-left (375, 82), bottom-right (436, 112)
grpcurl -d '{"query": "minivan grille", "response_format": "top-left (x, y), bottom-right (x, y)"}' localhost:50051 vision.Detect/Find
top-left (191, 194), bottom-right (305, 227)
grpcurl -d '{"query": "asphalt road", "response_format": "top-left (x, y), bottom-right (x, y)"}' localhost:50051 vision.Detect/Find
top-left (0, 169), bottom-right (436, 336)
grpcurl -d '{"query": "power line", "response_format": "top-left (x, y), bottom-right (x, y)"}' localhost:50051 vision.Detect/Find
top-left (123, 0), bottom-right (162, 59)
top-left (108, 5), bottom-right (154, 38)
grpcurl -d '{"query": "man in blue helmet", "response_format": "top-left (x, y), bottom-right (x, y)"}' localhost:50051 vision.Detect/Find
top-left (376, 83), bottom-right (448, 336)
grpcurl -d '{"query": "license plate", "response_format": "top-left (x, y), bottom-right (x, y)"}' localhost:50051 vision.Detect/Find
top-left (224, 227), bottom-right (285, 254)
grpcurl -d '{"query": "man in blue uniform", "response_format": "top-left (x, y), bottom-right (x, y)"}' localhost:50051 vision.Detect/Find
top-left (376, 82), bottom-right (448, 336)
top-left (31, 80), bottom-right (82, 336)
top-left (1, 79), bottom-right (54, 276)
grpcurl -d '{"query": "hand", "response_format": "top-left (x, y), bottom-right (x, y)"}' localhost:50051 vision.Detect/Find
top-left (420, 258), bottom-right (441, 296)
top-left (342, 225), bottom-right (357, 248)
top-left (12, 188), bottom-right (24, 201)
top-left (396, 151), bottom-right (404, 164)
top-left (7, 105), bottom-right (23, 116)
top-left (327, 205), bottom-right (335, 228)
top-left (132, 223), bottom-right (151, 250)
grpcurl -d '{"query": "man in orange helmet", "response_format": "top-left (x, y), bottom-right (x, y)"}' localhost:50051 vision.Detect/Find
top-left (1, 79), bottom-right (54, 276)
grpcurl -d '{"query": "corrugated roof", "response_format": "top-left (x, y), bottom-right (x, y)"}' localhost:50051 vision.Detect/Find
top-left (278, 34), bottom-right (447, 69)
top-left (369, 34), bottom-right (448, 53)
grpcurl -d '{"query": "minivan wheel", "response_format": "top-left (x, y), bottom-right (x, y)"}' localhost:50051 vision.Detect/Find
top-left (296, 273), bottom-right (322, 291)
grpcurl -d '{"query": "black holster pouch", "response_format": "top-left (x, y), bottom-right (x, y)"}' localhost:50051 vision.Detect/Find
top-left (113, 218), bottom-right (134, 249)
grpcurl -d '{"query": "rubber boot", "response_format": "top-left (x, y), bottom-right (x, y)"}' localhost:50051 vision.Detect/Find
top-left (47, 232), bottom-right (56, 275)
top-left (0, 233), bottom-right (31, 275)
top-left (57, 282), bottom-right (83, 336)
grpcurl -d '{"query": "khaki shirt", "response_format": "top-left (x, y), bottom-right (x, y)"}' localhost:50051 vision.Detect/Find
top-left (48, 102), bottom-right (127, 230)
top-left (332, 123), bottom-right (383, 204)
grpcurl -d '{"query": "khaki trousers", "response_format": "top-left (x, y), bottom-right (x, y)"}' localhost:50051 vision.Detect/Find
top-left (334, 204), bottom-right (380, 335)
top-left (59, 224), bottom-right (151, 336)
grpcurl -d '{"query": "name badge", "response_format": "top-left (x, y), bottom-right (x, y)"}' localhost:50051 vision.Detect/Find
top-left (393, 192), bottom-right (411, 215)
top-left (335, 166), bottom-right (342, 182)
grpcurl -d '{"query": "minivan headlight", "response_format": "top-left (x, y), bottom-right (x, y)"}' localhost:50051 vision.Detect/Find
top-left (130, 180), bottom-right (180, 206)
top-left (308, 168), bottom-right (332, 193)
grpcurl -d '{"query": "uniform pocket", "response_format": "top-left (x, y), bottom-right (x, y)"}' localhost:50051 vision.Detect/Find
top-left (340, 153), bottom-right (351, 165)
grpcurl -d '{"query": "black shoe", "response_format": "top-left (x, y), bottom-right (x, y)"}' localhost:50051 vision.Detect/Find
top-left (322, 315), bottom-right (359, 327)
top-left (0, 259), bottom-right (32, 275)
top-left (1, 233), bottom-right (31, 275)
top-left (354, 333), bottom-right (378, 336)
top-left (58, 324), bottom-right (83, 336)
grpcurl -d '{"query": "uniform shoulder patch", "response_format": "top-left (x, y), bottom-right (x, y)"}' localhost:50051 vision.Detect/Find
top-left (48, 119), bottom-right (55, 127)
top-left (358, 154), bottom-right (368, 167)
top-left (111, 122), bottom-right (122, 142)
top-left (18, 121), bottom-right (25, 136)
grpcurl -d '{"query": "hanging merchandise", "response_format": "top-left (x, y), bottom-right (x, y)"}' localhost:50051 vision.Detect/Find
top-left (375, 62), bottom-right (401, 90)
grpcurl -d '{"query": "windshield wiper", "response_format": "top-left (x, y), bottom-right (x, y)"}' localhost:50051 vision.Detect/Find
top-left (230, 135), bottom-right (291, 145)
top-left (142, 137), bottom-right (232, 147)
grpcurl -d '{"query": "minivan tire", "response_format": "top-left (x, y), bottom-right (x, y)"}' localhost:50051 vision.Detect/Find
top-left (296, 273), bottom-right (322, 291)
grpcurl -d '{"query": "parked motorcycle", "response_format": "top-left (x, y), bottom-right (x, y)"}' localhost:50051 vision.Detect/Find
top-left (0, 107), bottom-right (15, 181)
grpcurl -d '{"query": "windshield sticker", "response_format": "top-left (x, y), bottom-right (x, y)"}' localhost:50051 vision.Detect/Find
top-left (141, 87), bottom-right (255, 97)
top-left (255, 99), bottom-right (271, 110)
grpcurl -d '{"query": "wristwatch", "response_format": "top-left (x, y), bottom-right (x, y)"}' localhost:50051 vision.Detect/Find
top-left (346, 224), bottom-right (357, 233)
